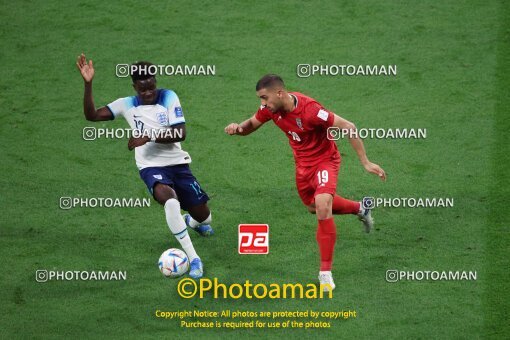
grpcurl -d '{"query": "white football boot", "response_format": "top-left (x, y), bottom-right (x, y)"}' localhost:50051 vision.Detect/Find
top-left (357, 206), bottom-right (374, 233)
top-left (318, 271), bottom-right (336, 292)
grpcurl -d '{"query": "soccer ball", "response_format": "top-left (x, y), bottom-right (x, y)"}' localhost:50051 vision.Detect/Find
top-left (158, 248), bottom-right (189, 278)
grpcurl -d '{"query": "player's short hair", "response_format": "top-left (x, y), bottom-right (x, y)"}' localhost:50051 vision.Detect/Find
top-left (256, 74), bottom-right (285, 91)
top-left (130, 61), bottom-right (156, 83)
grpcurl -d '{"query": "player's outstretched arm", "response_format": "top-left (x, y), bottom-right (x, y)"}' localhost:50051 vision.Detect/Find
top-left (332, 114), bottom-right (386, 181)
top-left (76, 53), bottom-right (114, 121)
top-left (224, 115), bottom-right (263, 136)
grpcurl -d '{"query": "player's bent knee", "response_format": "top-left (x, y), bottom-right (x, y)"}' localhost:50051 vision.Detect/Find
top-left (187, 203), bottom-right (211, 223)
top-left (315, 206), bottom-right (330, 219)
top-left (314, 194), bottom-right (333, 219)
top-left (153, 183), bottom-right (178, 205)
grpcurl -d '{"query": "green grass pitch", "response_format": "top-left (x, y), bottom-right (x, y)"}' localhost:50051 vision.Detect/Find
top-left (0, 0), bottom-right (508, 338)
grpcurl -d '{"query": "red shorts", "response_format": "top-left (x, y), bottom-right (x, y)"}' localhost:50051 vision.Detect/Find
top-left (295, 154), bottom-right (340, 206)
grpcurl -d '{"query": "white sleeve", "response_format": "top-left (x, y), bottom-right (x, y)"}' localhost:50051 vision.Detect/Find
top-left (162, 90), bottom-right (185, 126)
top-left (107, 97), bottom-right (133, 119)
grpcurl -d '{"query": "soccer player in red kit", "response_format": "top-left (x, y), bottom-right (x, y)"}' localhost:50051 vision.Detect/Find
top-left (224, 74), bottom-right (386, 291)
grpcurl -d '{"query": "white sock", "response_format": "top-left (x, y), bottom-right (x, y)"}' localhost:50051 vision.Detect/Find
top-left (164, 199), bottom-right (199, 260)
top-left (187, 213), bottom-right (212, 229)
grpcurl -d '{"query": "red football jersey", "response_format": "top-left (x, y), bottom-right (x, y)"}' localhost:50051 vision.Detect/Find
top-left (255, 92), bottom-right (338, 167)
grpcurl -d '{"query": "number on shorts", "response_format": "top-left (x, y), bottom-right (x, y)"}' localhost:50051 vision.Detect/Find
top-left (190, 181), bottom-right (204, 198)
top-left (317, 170), bottom-right (329, 185)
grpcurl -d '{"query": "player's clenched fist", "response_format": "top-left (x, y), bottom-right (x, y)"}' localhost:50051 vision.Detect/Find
top-left (224, 123), bottom-right (243, 135)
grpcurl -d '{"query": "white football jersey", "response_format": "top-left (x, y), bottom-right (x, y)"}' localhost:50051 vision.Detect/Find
top-left (107, 89), bottom-right (191, 169)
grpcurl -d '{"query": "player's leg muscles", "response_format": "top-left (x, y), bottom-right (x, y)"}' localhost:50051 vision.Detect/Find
top-left (153, 183), bottom-right (178, 205)
top-left (314, 193), bottom-right (333, 219)
top-left (187, 203), bottom-right (211, 223)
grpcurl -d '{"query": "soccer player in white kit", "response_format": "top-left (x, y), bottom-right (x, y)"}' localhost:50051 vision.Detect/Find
top-left (76, 54), bottom-right (212, 278)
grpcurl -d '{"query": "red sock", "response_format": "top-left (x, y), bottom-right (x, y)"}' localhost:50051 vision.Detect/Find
top-left (332, 195), bottom-right (360, 215)
top-left (316, 218), bottom-right (337, 271)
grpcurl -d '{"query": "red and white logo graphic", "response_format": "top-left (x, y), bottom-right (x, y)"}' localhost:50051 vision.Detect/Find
top-left (238, 224), bottom-right (269, 254)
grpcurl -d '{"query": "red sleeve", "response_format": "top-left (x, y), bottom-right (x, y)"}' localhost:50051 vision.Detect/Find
top-left (255, 106), bottom-right (272, 123)
top-left (304, 102), bottom-right (335, 129)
